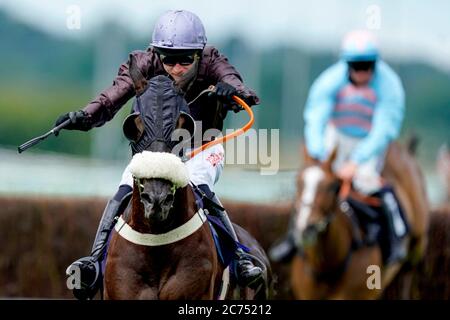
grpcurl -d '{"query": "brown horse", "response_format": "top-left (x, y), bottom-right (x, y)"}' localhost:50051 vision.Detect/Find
top-left (104, 144), bottom-right (271, 299)
top-left (103, 70), bottom-right (271, 300)
top-left (290, 140), bottom-right (429, 299)
top-left (436, 144), bottom-right (450, 203)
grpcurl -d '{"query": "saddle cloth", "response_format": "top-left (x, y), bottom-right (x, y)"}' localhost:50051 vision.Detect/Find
top-left (346, 185), bottom-right (409, 263)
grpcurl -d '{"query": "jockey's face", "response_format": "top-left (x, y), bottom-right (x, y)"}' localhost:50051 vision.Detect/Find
top-left (350, 69), bottom-right (373, 86)
top-left (162, 62), bottom-right (195, 83)
top-left (348, 60), bottom-right (375, 86)
top-left (157, 49), bottom-right (198, 83)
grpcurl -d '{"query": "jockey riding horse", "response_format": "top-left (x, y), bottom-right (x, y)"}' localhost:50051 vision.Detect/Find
top-left (270, 30), bottom-right (410, 266)
top-left (56, 10), bottom-right (263, 299)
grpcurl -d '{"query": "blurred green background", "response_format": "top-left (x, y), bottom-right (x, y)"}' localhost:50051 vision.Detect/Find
top-left (0, 1), bottom-right (449, 204)
top-left (0, 0), bottom-right (449, 300)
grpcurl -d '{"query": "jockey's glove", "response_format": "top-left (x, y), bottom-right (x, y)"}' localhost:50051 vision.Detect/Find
top-left (210, 82), bottom-right (245, 113)
top-left (225, 102), bottom-right (244, 113)
top-left (210, 82), bottom-right (238, 102)
top-left (54, 110), bottom-right (92, 132)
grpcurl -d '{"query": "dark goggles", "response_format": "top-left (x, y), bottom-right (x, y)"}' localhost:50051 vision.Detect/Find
top-left (159, 53), bottom-right (196, 66)
top-left (348, 60), bottom-right (376, 71)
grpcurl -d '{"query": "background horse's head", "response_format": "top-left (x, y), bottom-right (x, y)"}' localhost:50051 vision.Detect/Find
top-left (294, 146), bottom-right (344, 250)
top-left (123, 57), bottom-right (195, 228)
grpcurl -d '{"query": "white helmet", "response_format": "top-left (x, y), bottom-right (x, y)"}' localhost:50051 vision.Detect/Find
top-left (341, 30), bottom-right (379, 62)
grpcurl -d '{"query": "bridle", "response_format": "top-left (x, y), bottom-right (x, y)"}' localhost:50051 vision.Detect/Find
top-left (116, 178), bottom-right (208, 247)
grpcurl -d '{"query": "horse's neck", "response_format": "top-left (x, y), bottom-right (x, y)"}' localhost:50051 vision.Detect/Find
top-left (306, 210), bottom-right (352, 273)
top-left (171, 186), bottom-right (198, 227)
top-left (129, 185), bottom-right (197, 234)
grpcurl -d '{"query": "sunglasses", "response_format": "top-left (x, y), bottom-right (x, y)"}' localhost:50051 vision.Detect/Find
top-left (348, 61), bottom-right (376, 71)
top-left (159, 53), bottom-right (196, 67)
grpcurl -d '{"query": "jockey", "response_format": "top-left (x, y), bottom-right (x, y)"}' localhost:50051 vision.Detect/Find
top-left (56, 10), bottom-right (263, 299)
top-left (270, 30), bottom-right (408, 265)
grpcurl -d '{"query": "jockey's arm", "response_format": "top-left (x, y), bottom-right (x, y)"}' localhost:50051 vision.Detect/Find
top-left (350, 62), bottom-right (405, 164)
top-left (304, 62), bottom-right (346, 160)
top-left (82, 50), bottom-right (154, 128)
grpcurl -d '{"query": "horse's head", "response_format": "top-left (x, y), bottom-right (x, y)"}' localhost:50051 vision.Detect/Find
top-left (139, 178), bottom-right (173, 223)
top-left (123, 58), bottom-right (195, 227)
top-left (129, 151), bottom-right (190, 224)
top-left (294, 146), bottom-right (343, 249)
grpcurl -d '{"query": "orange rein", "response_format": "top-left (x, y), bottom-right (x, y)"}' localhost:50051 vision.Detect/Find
top-left (185, 95), bottom-right (254, 160)
top-left (339, 179), bottom-right (382, 207)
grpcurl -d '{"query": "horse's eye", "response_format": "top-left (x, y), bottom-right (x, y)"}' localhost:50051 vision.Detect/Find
top-left (140, 192), bottom-right (151, 203)
top-left (165, 193), bottom-right (174, 204)
top-left (328, 181), bottom-right (341, 194)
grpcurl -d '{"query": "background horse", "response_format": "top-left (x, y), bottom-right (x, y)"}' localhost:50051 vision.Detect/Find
top-left (290, 140), bottom-right (429, 299)
top-left (103, 71), bottom-right (272, 300)
top-left (104, 146), bottom-right (271, 300)
top-left (436, 143), bottom-right (450, 204)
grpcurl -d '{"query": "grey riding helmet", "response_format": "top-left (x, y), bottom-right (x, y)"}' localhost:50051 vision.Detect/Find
top-left (151, 10), bottom-right (207, 50)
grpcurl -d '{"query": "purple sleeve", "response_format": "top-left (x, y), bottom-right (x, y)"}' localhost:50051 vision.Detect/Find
top-left (83, 50), bottom-right (154, 127)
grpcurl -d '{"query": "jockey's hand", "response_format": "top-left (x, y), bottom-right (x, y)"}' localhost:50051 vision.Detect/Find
top-left (337, 161), bottom-right (358, 181)
top-left (54, 110), bottom-right (92, 132)
top-left (210, 82), bottom-right (238, 103)
top-left (225, 102), bottom-right (244, 113)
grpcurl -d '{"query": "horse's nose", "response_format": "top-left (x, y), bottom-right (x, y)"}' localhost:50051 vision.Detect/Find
top-left (141, 192), bottom-right (162, 208)
top-left (140, 192), bottom-right (151, 204)
top-left (302, 225), bottom-right (318, 246)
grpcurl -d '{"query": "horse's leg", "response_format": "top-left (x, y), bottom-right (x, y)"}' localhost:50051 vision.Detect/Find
top-left (381, 262), bottom-right (404, 295)
top-left (399, 268), bottom-right (414, 299)
top-left (105, 261), bottom-right (158, 299)
top-left (290, 256), bottom-right (332, 299)
top-left (136, 287), bottom-right (159, 300)
top-left (399, 159), bottom-right (429, 266)
top-left (329, 247), bottom-right (383, 300)
top-left (291, 257), bottom-right (312, 299)
top-left (103, 287), bottom-right (109, 300)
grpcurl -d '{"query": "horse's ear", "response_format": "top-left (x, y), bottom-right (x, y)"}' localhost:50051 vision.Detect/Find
top-left (323, 146), bottom-right (338, 173)
top-left (123, 112), bottom-right (144, 142)
top-left (129, 54), bottom-right (148, 96)
top-left (301, 143), bottom-right (316, 166)
top-left (171, 112), bottom-right (196, 152)
top-left (175, 112), bottom-right (196, 138)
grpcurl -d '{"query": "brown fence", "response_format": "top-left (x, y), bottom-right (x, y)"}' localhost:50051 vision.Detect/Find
top-left (0, 196), bottom-right (104, 298)
top-left (383, 204), bottom-right (450, 299)
top-left (0, 196), bottom-right (448, 299)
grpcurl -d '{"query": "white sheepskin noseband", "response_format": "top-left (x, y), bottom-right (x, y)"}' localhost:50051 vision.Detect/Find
top-left (128, 151), bottom-right (189, 188)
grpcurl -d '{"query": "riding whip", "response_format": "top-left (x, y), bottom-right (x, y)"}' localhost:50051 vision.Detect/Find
top-left (17, 118), bottom-right (72, 153)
